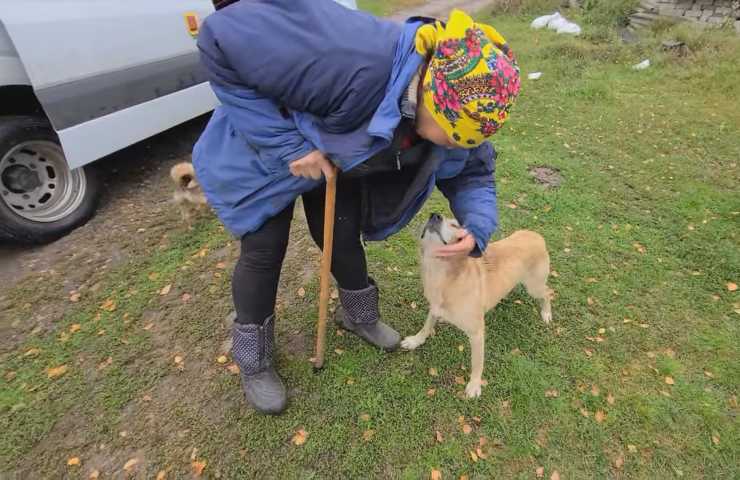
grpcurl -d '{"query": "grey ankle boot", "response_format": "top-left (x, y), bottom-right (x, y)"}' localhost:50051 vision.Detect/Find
top-left (335, 279), bottom-right (400, 351)
top-left (232, 315), bottom-right (287, 414)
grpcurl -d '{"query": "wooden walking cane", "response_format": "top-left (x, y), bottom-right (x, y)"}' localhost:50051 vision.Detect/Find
top-left (313, 166), bottom-right (338, 371)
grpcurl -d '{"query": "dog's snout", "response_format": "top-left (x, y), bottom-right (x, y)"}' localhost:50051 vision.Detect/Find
top-left (429, 213), bottom-right (442, 224)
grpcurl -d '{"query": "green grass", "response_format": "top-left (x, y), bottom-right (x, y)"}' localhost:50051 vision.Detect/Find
top-left (358, 0), bottom-right (425, 16)
top-left (2, 9), bottom-right (739, 480)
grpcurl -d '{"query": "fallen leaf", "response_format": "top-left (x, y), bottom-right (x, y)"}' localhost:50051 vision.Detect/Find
top-left (427, 388), bottom-right (436, 397)
top-left (100, 299), bottom-right (117, 312)
top-left (227, 363), bottom-right (240, 375)
top-left (627, 444), bottom-right (637, 453)
top-left (143, 323), bottom-right (155, 331)
top-left (362, 429), bottom-right (375, 441)
top-left (597, 328), bottom-right (606, 334)
top-left (216, 355), bottom-right (228, 364)
top-left (459, 476), bottom-right (469, 480)
top-left (584, 348), bottom-right (594, 358)
top-left (711, 434), bottom-right (720, 445)
top-left (704, 370), bottom-right (714, 378)
top-left (410, 302), bottom-right (418, 310)
top-left (580, 408), bottom-right (590, 417)
top-left (24, 348), bottom-right (41, 357)
top-left (476, 447), bottom-right (487, 459)
top-left (297, 287), bottom-right (306, 298)
top-left (454, 376), bottom-right (466, 385)
top-left (639, 323), bottom-right (650, 328)
top-left (67, 457), bottom-right (81, 467)
top-left (89, 469), bottom-right (100, 479)
top-left (97, 357), bottom-right (113, 370)
top-left (633, 242), bottom-right (646, 254)
top-left (536, 466), bottom-right (544, 478)
top-left (69, 292), bottom-right (81, 303)
top-left (159, 284), bottom-right (172, 296)
top-left (436, 430), bottom-right (443, 443)
top-left (181, 293), bottom-right (192, 302)
top-left (291, 428), bottom-right (308, 446)
top-left (607, 393), bottom-right (615, 405)
top-left (551, 471), bottom-right (561, 480)
top-left (123, 458), bottom-right (139, 472)
top-left (156, 471), bottom-right (167, 480)
top-left (216, 261), bottom-right (227, 269)
top-left (506, 202), bottom-right (517, 209)
top-left (334, 348), bottom-right (344, 355)
top-left (551, 270), bottom-right (559, 277)
top-left (429, 367), bottom-right (438, 377)
top-left (462, 424), bottom-right (472, 435)
top-left (664, 376), bottom-right (675, 385)
top-left (510, 347), bottom-right (521, 355)
top-left (587, 297), bottom-right (595, 306)
top-left (595, 410), bottom-right (606, 423)
top-left (330, 289), bottom-right (339, 299)
top-left (727, 282), bottom-right (737, 292)
top-left (193, 248), bottom-right (208, 258)
top-left (711, 294), bottom-right (720, 301)
top-left (70, 324), bottom-right (81, 333)
top-left (614, 454), bottom-right (624, 469)
top-left (514, 299), bottom-right (523, 305)
top-left (469, 450), bottom-right (479, 462)
top-left (660, 390), bottom-right (672, 397)
top-left (591, 385), bottom-right (600, 396)
top-left (346, 378), bottom-right (355, 385)
top-left (148, 272), bottom-right (159, 281)
top-left (431, 469), bottom-right (442, 480)
top-left (192, 460), bottom-right (206, 476)
top-left (545, 389), bottom-right (559, 398)
top-left (174, 355), bottom-right (183, 364)
top-left (47, 365), bottom-right (68, 379)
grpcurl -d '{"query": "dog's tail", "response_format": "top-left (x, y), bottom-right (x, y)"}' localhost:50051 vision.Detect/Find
top-left (170, 162), bottom-right (198, 190)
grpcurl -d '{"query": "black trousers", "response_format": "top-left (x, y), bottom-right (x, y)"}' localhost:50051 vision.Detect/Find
top-left (232, 178), bottom-right (368, 325)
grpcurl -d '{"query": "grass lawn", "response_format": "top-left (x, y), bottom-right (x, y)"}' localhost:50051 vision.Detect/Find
top-left (2, 5), bottom-right (739, 480)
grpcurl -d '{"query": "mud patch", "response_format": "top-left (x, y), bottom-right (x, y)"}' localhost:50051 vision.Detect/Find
top-left (528, 166), bottom-right (563, 188)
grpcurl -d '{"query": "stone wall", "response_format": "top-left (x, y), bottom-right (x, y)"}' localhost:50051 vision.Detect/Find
top-left (654, 0), bottom-right (740, 27)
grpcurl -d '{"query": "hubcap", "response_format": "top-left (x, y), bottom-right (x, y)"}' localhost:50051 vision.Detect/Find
top-left (0, 141), bottom-right (86, 223)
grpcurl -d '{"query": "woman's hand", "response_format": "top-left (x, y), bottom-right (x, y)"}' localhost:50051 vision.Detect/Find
top-left (289, 150), bottom-right (335, 180)
top-left (434, 229), bottom-right (476, 258)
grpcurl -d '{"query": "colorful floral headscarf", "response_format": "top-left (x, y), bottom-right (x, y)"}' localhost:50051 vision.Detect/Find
top-left (415, 10), bottom-right (520, 147)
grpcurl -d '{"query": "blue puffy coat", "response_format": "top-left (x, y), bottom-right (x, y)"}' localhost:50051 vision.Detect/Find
top-left (193, 0), bottom-right (498, 254)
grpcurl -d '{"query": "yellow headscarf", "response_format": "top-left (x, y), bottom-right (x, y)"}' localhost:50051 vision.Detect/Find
top-left (415, 10), bottom-right (520, 147)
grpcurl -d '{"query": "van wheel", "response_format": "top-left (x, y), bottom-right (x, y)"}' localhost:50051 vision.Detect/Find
top-left (0, 116), bottom-right (102, 244)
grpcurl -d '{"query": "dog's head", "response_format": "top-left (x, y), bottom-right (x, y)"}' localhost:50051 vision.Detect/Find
top-left (420, 213), bottom-right (464, 253)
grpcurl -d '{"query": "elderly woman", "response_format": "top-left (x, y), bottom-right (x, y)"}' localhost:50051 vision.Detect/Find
top-left (194, 0), bottom-right (519, 414)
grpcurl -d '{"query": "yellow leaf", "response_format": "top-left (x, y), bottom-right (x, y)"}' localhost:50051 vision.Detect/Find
top-left (362, 429), bottom-right (375, 441)
top-left (436, 430), bottom-right (443, 443)
top-left (727, 282), bottom-right (737, 292)
top-left (24, 348), bottom-right (41, 357)
top-left (291, 428), bottom-right (308, 446)
top-left (70, 324), bottom-right (81, 333)
top-left (216, 355), bottom-right (228, 364)
top-left (664, 376), bottom-right (675, 385)
top-left (123, 458), bottom-right (139, 472)
top-left (454, 376), bottom-right (466, 385)
top-left (430, 469), bottom-right (442, 480)
top-left (627, 444), bottom-right (637, 453)
top-left (462, 424), bottom-right (472, 435)
top-left (536, 466), bottom-right (544, 478)
top-left (597, 328), bottom-right (606, 334)
top-left (334, 348), bottom-right (344, 355)
top-left (427, 388), bottom-right (436, 397)
top-left (143, 323), bottom-right (154, 331)
top-left (595, 410), bottom-right (606, 423)
top-left (550, 270), bottom-right (559, 277)
top-left (545, 389), bottom-right (559, 398)
top-left (607, 393), bottom-right (616, 405)
top-left (704, 370), bottom-right (714, 378)
top-left (156, 471), bottom-right (167, 480)
top-left (469, 450), bottom-right (478, 462)
top-left (100, 299), bottom-right (117, 312)
top-left (89, 469), bottom-right (100, 479)
top-left (514, 299), bottom-right (523, 305)
top-left (633, 242), bottom-right (646, 254)
top-left (459, 476), bottom-right (469, 480)
top-left (297, 287), bottom-right (306, 298)
top-left (711, 434), bottom-right (720, 446)
top-left (587, 297), bottom-right (595, 306)
top-left (359, 413), bottom-right (371, 422)
top-left (551, 471), bottom-right (561, 480)
top-left (580, 408), bottom-right (590, 417)
top-left (47, 365), bottom-right (68, 379)
top-left (346, 378), bottom-right (355, 385)
top-left (67, 457), bottom-right (81, 467)
top-left (159, 284), bottom-right (172, 296)
top-left (193, 248), bottom-right (209, 258)
top-left (192, 460), bottom-right (207, 476)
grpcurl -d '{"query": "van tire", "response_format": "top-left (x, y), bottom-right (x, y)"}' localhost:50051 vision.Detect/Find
top-left (0, 116), bottom-right (102, 244)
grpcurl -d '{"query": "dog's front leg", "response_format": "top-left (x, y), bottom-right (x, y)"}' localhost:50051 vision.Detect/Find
top-left (401, 311), bottom-right (437, 350)
top-left (465, 328), bottom-right (485, 398)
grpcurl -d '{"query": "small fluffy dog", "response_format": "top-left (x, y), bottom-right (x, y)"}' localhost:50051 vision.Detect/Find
top-left (402, 213), bottom-right (554, 398)
top-left (170, 162), bottom-right (208, 224)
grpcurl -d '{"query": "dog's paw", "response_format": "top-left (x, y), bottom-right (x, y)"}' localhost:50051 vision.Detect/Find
top-left (401, 335), bottom-right (423, 350)
top-left (465, 380), bottom-right (482, 399)
top-left (541, 310), bottom-right (552, 324)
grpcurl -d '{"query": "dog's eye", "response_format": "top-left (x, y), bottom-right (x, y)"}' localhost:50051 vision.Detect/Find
top-left (450, 223), bottom-right (461, 229)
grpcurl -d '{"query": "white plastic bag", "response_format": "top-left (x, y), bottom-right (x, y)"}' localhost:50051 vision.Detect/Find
top-left (531, 13), bottom-right (558, 29)
top-left (547, 13), bottom-right (568, 31)
top-left (557, 22), bottom-right (582, 35)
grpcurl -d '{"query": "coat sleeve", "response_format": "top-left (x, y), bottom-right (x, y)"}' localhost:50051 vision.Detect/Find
top-left (198, 19), bottom-right (315, 168)
top-left (436, 142), bottom-right (498, 257)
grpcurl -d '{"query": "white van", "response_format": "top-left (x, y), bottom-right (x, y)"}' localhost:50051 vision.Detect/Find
top-left (0, 0), bottom-right (218, 244)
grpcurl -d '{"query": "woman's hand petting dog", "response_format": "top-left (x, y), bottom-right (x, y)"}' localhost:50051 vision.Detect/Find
top-left (433, 229), bottom-right (475, 257)
top-left (289, 150), bottom-right (335, 180)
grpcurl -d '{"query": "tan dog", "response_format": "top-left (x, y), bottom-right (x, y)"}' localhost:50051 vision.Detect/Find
top-left (402, 213), bottom-right (553, 398)
top-left (170, 162), bottom-right (208, 224)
